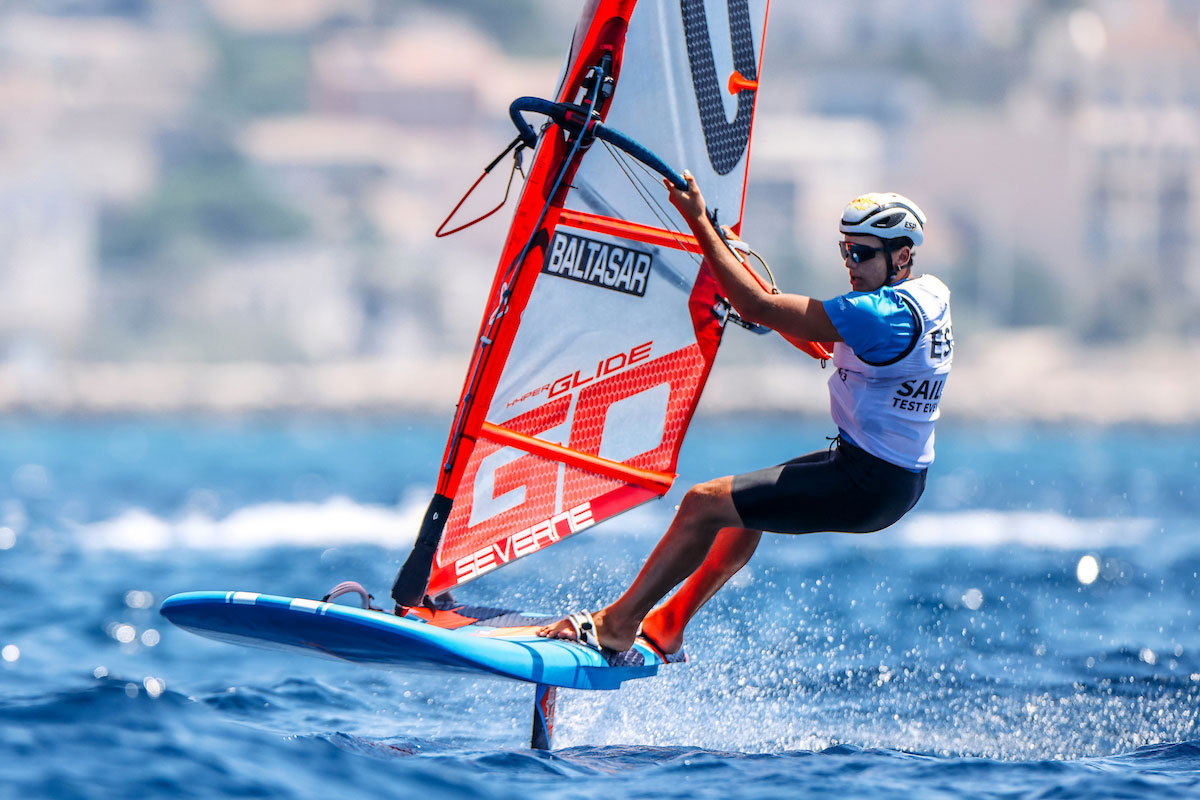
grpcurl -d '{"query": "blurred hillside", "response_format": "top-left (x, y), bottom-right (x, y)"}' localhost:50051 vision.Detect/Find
top-left (0, 0), bottom-right (1198, 420)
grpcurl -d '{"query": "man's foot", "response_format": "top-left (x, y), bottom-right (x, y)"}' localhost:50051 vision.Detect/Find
top-left (637, 609), bottom-right (684, 656)
top-left (536, 608), bottom-right (637, 651)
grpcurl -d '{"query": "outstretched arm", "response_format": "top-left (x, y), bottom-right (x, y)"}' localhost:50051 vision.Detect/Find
top-left (666, 172), bottom-right (841, 345)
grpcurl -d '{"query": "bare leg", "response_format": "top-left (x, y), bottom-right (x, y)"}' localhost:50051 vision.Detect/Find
top-left (537, 476), bottom-right (745, 651)
top-left (639, 526), bottom-right (762, 654)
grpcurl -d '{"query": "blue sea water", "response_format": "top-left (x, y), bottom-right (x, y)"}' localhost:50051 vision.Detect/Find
top-left (1, 415), bottom-right (1198, 799)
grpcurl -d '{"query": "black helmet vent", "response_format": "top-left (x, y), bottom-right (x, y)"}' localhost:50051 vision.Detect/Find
top-left (871, 211), bottom-right (904, 229)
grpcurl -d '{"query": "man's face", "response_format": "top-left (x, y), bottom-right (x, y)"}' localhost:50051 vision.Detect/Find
top-left (840, 232), bottom-right (912, 292)
top-left (840, 234), bottom-right (909, 292)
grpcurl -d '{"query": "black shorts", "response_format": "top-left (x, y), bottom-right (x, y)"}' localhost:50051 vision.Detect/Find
top-left (730, 438), bottom-right (926, 534)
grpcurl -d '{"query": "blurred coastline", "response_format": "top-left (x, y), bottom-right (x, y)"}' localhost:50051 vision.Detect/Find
top-left (2, 329), bottom-right (1195, 424)
top-left (1, 1), bottom-right (1199, 423)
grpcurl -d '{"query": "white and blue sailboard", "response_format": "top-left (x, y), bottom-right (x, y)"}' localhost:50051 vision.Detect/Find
top-left (160, 590), bottom-right (679, 691)
top-left (161, 0), bottom-right (811, 748)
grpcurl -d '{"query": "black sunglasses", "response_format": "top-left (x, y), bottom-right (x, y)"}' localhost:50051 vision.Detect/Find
top-left (839, 241), bottom-right (884, 264)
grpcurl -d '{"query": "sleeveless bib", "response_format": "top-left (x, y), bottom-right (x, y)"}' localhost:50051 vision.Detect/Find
top-left (827, 274), bottom-right (953, 470)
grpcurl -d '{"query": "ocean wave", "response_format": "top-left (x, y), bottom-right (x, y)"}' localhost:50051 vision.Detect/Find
top-left (71, 493), bottom-right (666, 552)
top-left (73, 499), bottom-right (1156, 554)
top-left (75, 495), bottom-right (426, 552)
top-left (891, 511), bottom-right (1155, 549)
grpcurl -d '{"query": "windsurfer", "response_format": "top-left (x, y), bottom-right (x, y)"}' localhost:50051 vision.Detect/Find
top-left (538, 172), bottom-right (953, 654)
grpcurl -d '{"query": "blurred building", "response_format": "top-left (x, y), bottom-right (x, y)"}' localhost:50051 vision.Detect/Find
top-left (203, 0), bottom-right (372, 33)
top-left (2, 0), bottom-right (1199, 381)
top-left (1059, 2), bottom-right (1200, 337)
top-left (0, 11), bottom-right (207, 352)
top-left (748, 0), bottom-right (1200, 338)
top-left (912, 1), bottom-right (1200, 337)
top-left (232, 19), bottom-right (562, 356)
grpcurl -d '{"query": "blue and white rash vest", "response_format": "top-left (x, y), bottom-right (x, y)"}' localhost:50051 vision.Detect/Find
top-left (823, 274), bottom-right (953, 470)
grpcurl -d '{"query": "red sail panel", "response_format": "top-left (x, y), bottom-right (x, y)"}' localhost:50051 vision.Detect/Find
top-left (426, 267), bottom-right (724, 596)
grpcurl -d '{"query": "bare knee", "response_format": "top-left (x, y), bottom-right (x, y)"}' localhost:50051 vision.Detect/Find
top-left (676, 478), bottom-right (736, 528)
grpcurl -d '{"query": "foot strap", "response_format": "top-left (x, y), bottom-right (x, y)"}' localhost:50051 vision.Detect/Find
top-left (322, 581), bottom-right (382, 611)
top-left (567, 610), bottom-right (601, 651)
top-left (636, 627), bottom-right (688, 664)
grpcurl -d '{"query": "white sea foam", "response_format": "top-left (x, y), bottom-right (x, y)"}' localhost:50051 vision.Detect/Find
top-left (891, 510), bottom-right (1155, 549)
top-left (74, 497), bottom-right (1155, 553)
top-left (77, 493), bottom-right (427, 552)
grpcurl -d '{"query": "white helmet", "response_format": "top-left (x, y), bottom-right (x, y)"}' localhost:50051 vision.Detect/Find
top-left (840, 193), bottom-right (926, 247)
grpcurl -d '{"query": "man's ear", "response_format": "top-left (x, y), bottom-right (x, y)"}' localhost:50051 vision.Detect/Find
top-left (894, 246), bottom-right (912, 269)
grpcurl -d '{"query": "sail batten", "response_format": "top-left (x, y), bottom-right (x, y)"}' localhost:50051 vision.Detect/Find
top-left (479, 421), bottom-right (675, 493)
top-left (557, 209), bottom-right (703, 253)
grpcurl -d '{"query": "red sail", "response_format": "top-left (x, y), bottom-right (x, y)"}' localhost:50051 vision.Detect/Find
top-left (394, 0), bottom-right (792, 604)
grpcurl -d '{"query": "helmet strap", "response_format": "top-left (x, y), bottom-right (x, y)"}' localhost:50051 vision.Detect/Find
top-left (884, 246), bottom-right (897, 283)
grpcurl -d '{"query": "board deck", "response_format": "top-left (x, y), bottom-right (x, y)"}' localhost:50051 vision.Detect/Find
top-left (160, 591), bottom-right (682, 691)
